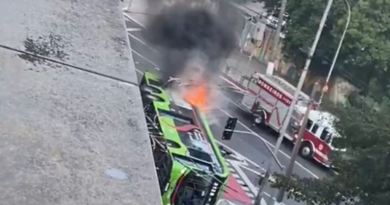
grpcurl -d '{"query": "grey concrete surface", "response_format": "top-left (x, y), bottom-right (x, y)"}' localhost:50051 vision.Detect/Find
top-left (0, 0), bottom-right (161, 205)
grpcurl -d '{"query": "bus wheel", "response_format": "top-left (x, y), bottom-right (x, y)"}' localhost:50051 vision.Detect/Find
top-left (299, 142), bottom-right (313, 159)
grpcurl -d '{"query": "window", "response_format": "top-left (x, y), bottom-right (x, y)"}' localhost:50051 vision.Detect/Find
top-left (187, 148), bottom-right (213, 163)
top-left (175, 171), bottom-right (213, 205)
top-left (306, 120), bottom-right (313, 130)
top-left (312, 123), bottom-right (319, 133)
top-left (173, 155), bottom-right (212, 172)
top-left (320, 128), bottom-right (332, 144)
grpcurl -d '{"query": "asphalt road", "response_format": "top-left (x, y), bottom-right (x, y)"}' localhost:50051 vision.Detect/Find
top-left (124, 14), bottom-right (330, 205)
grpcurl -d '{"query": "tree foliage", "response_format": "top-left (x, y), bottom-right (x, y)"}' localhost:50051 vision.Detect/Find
top-left (260, 0), bottom-right (390, 92)
top-left (257, 0), bottom-right (390, 202)
top-left (271, 92), bottom-right (390, 205)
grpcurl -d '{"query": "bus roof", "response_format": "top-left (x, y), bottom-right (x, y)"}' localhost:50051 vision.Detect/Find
top-left (144, 72), bottom-right (228, 176)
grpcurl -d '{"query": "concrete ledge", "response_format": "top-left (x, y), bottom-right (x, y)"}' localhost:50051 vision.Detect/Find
top-left (0, 0), bottom-right (161, 205)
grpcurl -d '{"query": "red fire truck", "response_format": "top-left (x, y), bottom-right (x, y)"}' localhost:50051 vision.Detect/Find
top-left (236, 73), bottom-right (340, 166)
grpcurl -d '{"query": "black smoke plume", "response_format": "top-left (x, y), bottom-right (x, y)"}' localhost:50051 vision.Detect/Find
top-left (143, 2), bottom-right (237, 82)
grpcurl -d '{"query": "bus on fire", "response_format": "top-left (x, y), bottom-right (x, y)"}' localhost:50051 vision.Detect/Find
top-left (139, 71), bottom-right (238, 205)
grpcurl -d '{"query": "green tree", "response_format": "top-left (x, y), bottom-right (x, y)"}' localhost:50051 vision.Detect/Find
top-left (271, 92), bottom-right (390, 205)
top-left (260, 0), bottom-right (390, 93)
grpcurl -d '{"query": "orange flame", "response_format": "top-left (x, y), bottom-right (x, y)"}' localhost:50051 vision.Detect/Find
top-left (184, 85), bottom-right (209, 111)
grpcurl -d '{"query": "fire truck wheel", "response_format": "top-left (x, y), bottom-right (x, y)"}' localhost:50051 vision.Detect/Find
top-left (252, 112), bottom-right (266, 127)
top-left (299, 142), bottom-right (313, 159)
top-left (254, 116), bottom-right (263, 124)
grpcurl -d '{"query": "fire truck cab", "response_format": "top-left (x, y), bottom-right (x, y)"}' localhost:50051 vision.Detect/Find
top-left (236, 73), bottom-right (339, 166)
top-left (293, 106), bottom-right (340, 166)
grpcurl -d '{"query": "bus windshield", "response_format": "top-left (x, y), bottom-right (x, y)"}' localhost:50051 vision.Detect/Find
top-left (172, 155), bottom-right (215, 205)
top-left (175, 171), bottom-right (213, 205)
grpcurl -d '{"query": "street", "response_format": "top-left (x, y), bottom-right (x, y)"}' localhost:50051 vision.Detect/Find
top-left (124, 14), bottom-right (330, 205)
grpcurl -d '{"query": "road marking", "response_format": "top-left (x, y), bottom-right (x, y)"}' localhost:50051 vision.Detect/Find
top-left (240, 165), bottom-right (262, 176)
top-left (237, 179), bottom-right (245, 185)
top-left (232, 173), bottom-right (240, 179)
top-left (232, 130), bottom-right (256, 135)
top-left (242, 186), bottom-right (250, 192)
top-left (225, 143), bottom-right (277, 183)
top-left (226, 160), bottom-right (267, 202)
top-left (135, 68), bottom-right (142, 74)
top-left (229, 168), bottom-right (236, 173)
top-left (127, 32), bottom-right (158, 52)
top-left (247, 192), bottom-right (255, 198)
top-left (230, 160), bottom-right (258, 195)
top-left (127, 28), bottom-right (142, 32)
top-left (218, 107), bottom-right (319, 179)
top-left (227, 164), bottom-right (237, 173)
top-left (262, 191), bottom-right (286, 205)
top-left (130, 48), bottom-right (160, 70)
top-left (218, 141), bottom-right (263, 170)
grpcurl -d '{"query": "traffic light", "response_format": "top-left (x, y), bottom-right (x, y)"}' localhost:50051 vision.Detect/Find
top-left (222, 117), bottom-right (237, 140)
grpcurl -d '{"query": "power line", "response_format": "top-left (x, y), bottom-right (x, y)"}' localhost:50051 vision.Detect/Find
top-left (0, 44), bottom-right (139, 87)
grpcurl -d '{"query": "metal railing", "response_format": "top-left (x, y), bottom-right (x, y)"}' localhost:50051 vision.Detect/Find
top-left (222, 56), bottom-right (256, 87)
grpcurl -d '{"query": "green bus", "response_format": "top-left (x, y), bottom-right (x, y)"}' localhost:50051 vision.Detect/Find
top-left (139, 71), bottom-right (238, 205)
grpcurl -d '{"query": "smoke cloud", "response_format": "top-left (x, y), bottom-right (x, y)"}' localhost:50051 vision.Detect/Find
top-left (143, 2), bottom-right (237, 82)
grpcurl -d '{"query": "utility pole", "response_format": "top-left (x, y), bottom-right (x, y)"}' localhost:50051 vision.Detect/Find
top-left (269, 0), bottom-right (287, 64)
top-left (275, 82), bottom-right (319, 202)
top-left (253, 163), bottom-right (271, 205)
top-left (272, 0), bottom-right (334, 161)
top-left (269, 0), bottom-right (334, 202)
top-left (253, 143), bottom-right (285, 205)
top-left (318, 0), bottom-right (351, 105)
